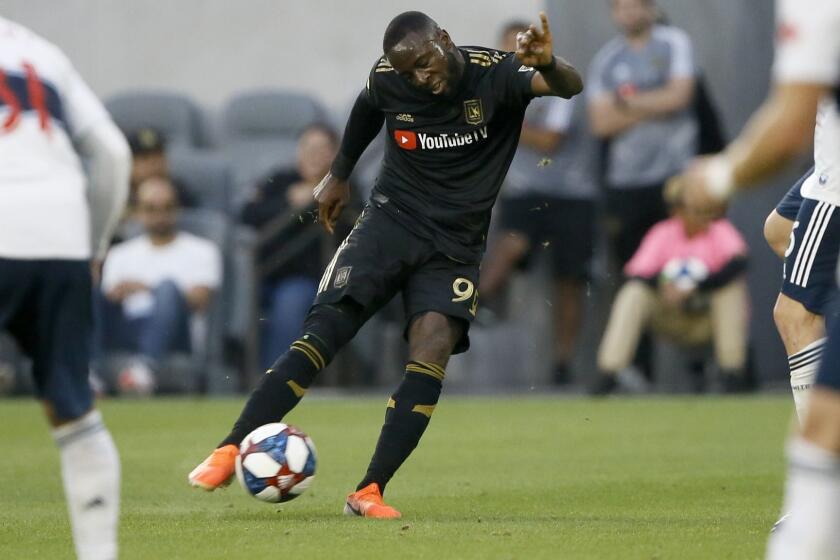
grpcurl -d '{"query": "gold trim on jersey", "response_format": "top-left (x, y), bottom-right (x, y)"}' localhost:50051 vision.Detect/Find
top-left (465, 48), bottom-right (503, 67)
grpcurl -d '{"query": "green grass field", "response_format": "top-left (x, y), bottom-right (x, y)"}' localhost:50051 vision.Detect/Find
top-left (0, 395), bottom-right (793, 559)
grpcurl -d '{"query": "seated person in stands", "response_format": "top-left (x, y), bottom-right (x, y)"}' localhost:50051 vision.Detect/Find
top-left (241, 123), bottom-right (353, 370)
top-left (126, 127), bottom-right (197, 210)
top-left (97, 176), bottom-right (222, 392)
top-left (591, 183), bottom-right (750, 395)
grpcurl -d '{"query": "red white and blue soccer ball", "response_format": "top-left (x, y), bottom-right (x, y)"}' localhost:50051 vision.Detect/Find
top-left (235, 423), bottom-right (317, 503)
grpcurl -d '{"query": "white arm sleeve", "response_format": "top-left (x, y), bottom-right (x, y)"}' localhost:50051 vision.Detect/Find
top-left (773, 0), bottom-right (840, 85)
top-left (77, 119), bottom-right (131, 260)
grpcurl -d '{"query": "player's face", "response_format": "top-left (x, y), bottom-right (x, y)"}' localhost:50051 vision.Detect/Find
top-left (137, 180), bottom-right (179, 237)
top-left (611, 0), bottom-right (655, 36)
top-left (388, 30), bottom-right (460, 96)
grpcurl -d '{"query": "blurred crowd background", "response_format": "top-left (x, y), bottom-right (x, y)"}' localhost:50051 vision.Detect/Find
top-left (0, 0), bottom-right (810, 397)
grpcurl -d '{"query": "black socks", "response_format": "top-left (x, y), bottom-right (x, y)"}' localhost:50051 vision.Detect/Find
top-left (357, 361), bottom-right (444, 492)
top-left (219, 335), bottom-right (329, 448)
top-left (218, 302), bottom-right (363, 449)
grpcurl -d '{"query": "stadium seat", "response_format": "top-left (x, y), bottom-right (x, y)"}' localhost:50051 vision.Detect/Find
top-left (220, 89), bottom-right (327, 188)
top-left (105, 90), bottom-right (211, 149)
top-left (223, 227), bottom-right (259, 389)
top-left (167, 150), bottom-right (235, 216)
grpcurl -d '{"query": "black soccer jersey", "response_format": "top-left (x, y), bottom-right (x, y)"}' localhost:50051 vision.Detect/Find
top-left (365, 46), bottom-right (538, 264)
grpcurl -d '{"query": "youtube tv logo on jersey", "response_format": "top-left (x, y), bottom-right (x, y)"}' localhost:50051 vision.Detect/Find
top-left (394, 130), bottom-right (417, 150)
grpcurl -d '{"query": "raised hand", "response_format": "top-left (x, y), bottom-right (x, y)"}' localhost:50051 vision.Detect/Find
top-left (313, 172), bottom-right (350, 235)
top-left (515, 12), bottom-right (554, 68)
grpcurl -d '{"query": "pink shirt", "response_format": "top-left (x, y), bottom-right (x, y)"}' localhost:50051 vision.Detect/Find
top-left (625, 217), bottom-right (748, 279)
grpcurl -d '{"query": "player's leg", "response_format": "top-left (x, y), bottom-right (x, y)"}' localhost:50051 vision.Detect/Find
top-left (346, 253), bottom-right (477, 518)
top-left (220, 301), bottom-right (365, 447)
top-left (774, 295), bottom-right (825, 419)
top-left (189, 300), bottom-right (367, 491)
top-left (590, 280), bottom-right (657, 395)
top-left (346, 312), bottom-right (461, 519)
top-left (775, 196), bottom-right (840, 421)
top-left (764, 209), bottom-right (794, 259)
top-left (189, 206), bottom-right (405, 490)
top-left (7, 259), bottom-right (121, 560)
top-left (767, 298), bottom-right (840, 559)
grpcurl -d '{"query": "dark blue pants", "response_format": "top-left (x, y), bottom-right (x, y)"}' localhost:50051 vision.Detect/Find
top-left (95, 280), bottom-right (191, 362)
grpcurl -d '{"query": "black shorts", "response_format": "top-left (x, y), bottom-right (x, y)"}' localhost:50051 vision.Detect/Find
top-left (775, 166), bottom-right (812, 220)
top-left (782, 198), bottom-right (840, 315)
top-left (0, 258), bottom-right (93, 420)
top-left (498, 196), bottom-right (595, 280)
top-left (314, 205), bottom-right (479, 354)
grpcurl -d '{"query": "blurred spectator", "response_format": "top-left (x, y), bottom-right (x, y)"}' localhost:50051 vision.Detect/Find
top-left (480, 20), bottom-right (599, 385)
top-left (97, 176), bottom-right (222, 392)
top-left (241, 124), bottom-right (349, 370)
top-left (126, 127), bottom-right (197, 209)
top-left (587, 0), bottom-right (698, 267)
top-left (591, 185), bottom-right (749, 395)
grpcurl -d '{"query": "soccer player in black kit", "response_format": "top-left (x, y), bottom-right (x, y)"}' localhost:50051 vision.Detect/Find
top-left (189, 10), bottom-right (582, 518)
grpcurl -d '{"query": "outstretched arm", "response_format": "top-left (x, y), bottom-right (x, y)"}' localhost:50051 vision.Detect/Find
top-left (315, 89), bottom-right (385, 234)
top-left (679, 82), bottom-right (823, 211)
top-left (516, 12), bottom-right (583, 99)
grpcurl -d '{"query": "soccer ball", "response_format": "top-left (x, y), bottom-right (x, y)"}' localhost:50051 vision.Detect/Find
top-left (661, 257), bottom-right (708, 291)
top-left (235, 423), bottom-right (317, 503)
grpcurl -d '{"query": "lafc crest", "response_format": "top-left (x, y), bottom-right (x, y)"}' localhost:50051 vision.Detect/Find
top-left (463, 99), bottom-right (484, 125)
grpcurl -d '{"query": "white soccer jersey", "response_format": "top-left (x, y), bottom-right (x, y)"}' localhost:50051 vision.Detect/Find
top-left (0, 16), bottom-right (110, 259)
top-left (773, 0), bottom-right (840, 207)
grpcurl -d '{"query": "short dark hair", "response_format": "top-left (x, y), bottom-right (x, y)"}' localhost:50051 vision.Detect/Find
top-left (382, 11), bottom-right (439, 54)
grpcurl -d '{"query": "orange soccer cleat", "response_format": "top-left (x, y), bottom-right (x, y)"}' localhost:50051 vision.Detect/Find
top-left (188, 444), bottom-right (238, 491)
top-left (343, 483), bottom-right (402, 519)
